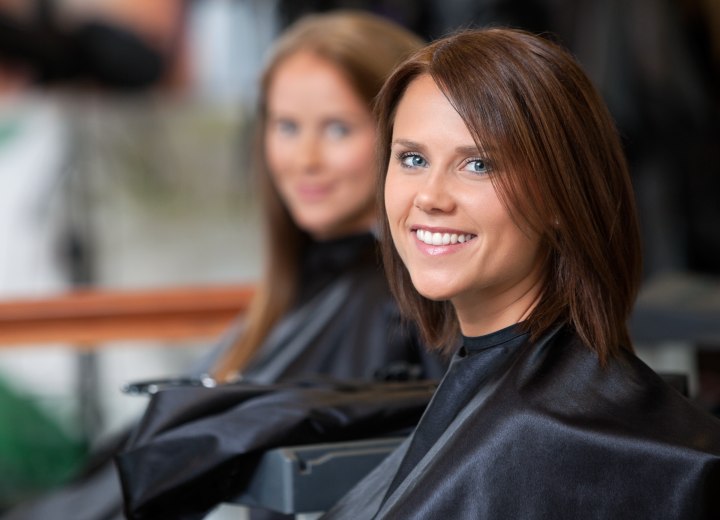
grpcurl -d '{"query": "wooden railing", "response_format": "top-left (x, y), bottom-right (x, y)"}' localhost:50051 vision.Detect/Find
top-left (2, 273), bottom-right (719, 348)
top-left (0, 284), bottom-right (255, 347)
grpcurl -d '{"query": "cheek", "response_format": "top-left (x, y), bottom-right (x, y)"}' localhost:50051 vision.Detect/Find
top-left (329, 135), bottom-right (375, 179)
top-left (264, 135), bottom-right (286, 178)
top-left (495, 221), bottom-right (543, 277)
top-left (470, 193), bottom-right (537, 261)
top-left (384, 173), bottom-right (408, 235)
top-left (468, 190), bottom-right (511, 234)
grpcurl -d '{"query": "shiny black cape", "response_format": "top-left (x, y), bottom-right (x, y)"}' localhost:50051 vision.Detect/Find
top-left (234, 233), bottom-right (446, 383)
top-left (323, 323), bottom-right (720, 520)
top-left (115, 380), bottom-right (437, 520)
top-left (1, 234), bottom-right (445, 520)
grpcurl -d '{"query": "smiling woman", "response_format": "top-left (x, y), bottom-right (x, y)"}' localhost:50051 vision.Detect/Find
top-left (264, 50), bottom-right (377, 240)
top-left (323, 28), bottom-right (720, 520)
top-left (386, 74), bottom-right (545, 337)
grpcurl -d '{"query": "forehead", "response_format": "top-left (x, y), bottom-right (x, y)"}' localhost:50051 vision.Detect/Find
top-left (392, 74), bottom-right (477, 147)
top-left (266, 52), bottom-right (368, 116)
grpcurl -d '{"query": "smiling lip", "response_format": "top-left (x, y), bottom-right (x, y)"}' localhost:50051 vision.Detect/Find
top-left (296, 183), bottom-right (333, 201)
top-left (413, 226), bottom-right (476, 246)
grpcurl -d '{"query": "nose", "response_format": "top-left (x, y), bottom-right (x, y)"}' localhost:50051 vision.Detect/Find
top-left (298, 133), bottom-right (322, 174)
top-left (414, 171), bottom-right (455, 214)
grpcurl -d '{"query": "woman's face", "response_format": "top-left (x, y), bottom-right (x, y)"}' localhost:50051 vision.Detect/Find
top-left (264, 51), bottom-right (377, 240)
top-left (385, 74), bottom-right (544, 335)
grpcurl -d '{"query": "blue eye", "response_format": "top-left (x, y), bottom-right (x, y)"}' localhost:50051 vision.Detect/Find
top-left (275, 119), bottom-right (298, 136)
top-left (465, 158), bottom-right (488, 174)
top-left (400, 153), bottom-right (427, 168)
top-left (326, 121), bottom-right (351, 139)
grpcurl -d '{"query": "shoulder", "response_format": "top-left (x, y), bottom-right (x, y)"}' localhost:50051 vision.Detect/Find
top-left (364, 325), bottom-right (720, 519)
top-left (502, 324), bottom-right (720, 457)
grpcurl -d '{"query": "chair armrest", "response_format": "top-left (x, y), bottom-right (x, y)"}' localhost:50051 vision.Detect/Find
top-left (232, 437), bottom-right (405, 514)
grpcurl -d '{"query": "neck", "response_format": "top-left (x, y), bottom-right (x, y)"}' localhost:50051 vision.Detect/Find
top-left (454, 273), bottom-right (544, 338)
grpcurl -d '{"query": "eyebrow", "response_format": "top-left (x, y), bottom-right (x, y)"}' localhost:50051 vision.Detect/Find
top-left (456, 145), bottom-right (483, 156)
top-left (391, 139), bottom-right (484, 156)
top-left (391, 139), bottom-right (426, 154)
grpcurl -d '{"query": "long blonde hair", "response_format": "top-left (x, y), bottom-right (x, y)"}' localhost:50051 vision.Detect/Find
top-left (213, 11), bottom-right (423, 382)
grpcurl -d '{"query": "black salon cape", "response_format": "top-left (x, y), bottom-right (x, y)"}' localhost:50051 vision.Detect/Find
top-left (1, 233), bottom-right (445, 520)
top-left (232, 233), bottom-right (446, 383)
top-left (323, 323), bottom-right (720, 520)
top-left (115, 380), bottom-right (437, 520)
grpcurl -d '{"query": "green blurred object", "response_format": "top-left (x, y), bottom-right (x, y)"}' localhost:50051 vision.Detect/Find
top-left (0, 377), bottom-right (88, 508)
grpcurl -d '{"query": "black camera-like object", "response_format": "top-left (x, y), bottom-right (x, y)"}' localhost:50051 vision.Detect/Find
top-left (0, 0), bottom-right (165, 90)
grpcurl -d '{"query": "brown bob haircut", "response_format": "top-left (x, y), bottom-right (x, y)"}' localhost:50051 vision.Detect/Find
top-left (375, 28), bottom-right (642, 362)
top-left (213, 11), bottom-right (423, 382)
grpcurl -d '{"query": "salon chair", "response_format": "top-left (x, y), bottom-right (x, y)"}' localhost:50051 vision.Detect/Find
top-left (217, 372), bottom-right (689, 519)
top-left (229, 437), bottom-right (404, 519)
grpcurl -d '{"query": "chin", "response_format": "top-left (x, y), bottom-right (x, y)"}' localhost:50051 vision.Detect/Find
top-left (296, 217), bottom-right (331, 237)
top-left (410, 277), bottom-right (456, 302)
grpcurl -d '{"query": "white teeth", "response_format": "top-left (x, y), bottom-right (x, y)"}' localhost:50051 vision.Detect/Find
top-left (415, 229), bottom-right (474, 245)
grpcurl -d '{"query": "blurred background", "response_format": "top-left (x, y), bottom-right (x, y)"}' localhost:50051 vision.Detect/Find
top-left (0, 0), bottom-right (718, 509)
